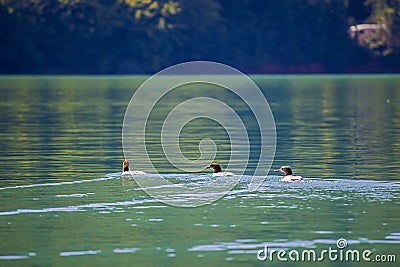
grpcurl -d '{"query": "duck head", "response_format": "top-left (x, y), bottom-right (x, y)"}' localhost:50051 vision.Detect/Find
top-left (274, 165), bottom-right (293, 176)
top-left (205, 163), bottom-right (222, 173)
top-left (123, 160), bottom-right (130, 172)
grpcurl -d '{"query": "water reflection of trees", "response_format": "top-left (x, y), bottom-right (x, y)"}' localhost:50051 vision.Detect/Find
top-left (268, 76), bottom-right (400, 179)
top-left (1, 76), bottom-right (399, 183)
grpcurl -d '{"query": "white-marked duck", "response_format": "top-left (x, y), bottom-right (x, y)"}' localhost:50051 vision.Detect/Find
top-left (274, 166), bottom-right (304, 182)
top-left (122, 160), bottom-right (146, 176)
top-left (205, 163), bottom-right (235, 177)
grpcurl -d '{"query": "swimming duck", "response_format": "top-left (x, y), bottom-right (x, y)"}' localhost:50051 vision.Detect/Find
top-left (274, 166), bottom-right (304, 182)
top-left (205, 163), bottom-right (235, 177)
top-left (122, 160), bottom-right (146, 176)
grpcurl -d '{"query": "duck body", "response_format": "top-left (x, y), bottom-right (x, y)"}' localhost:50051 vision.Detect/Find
top-left (280, 175), bottom-right (303, 182)
top-left (205, 163), bottom-right (235, 177)
top-left (122, 160), bottom-right (146, 176)
top-left (274, 166), bottom-right (304, 182)
top-left (122, 170), bottom-right (146, 176)
top-left (212, 171), bottom-right (235, 177)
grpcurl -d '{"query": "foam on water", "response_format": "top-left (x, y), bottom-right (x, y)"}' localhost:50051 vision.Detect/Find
top-left (0, 172), bottom-right (120, 191)
top-left (0, 173), bottom-right (398, 216)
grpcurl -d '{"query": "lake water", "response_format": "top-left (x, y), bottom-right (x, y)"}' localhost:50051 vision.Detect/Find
top-left (0, 75), bottom-right (399, 266)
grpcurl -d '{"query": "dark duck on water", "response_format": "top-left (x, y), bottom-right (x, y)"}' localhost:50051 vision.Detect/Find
top-left (274, 166), bottom-right (303, 182)
top-left (205, 163), bottom-right (235, 177)
top-left (122, 160), bottom-right (146, 176)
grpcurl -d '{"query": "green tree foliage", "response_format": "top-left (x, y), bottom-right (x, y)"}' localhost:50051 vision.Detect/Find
top-left (0, 0), bottom-right (398, 73)
top-left (216, 0), bottom-right (357, 72)
top-left (0, 0), bottom-right (182, 73)
top-left (365, 0), bottom-right (400, 52)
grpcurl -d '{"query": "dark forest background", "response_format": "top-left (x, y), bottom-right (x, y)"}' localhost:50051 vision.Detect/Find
top-left (1, 0), bottom-right (399, 74)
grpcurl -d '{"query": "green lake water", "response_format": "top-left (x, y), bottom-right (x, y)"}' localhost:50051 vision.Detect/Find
top-left (0, 75), bottom-right (399, 266)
